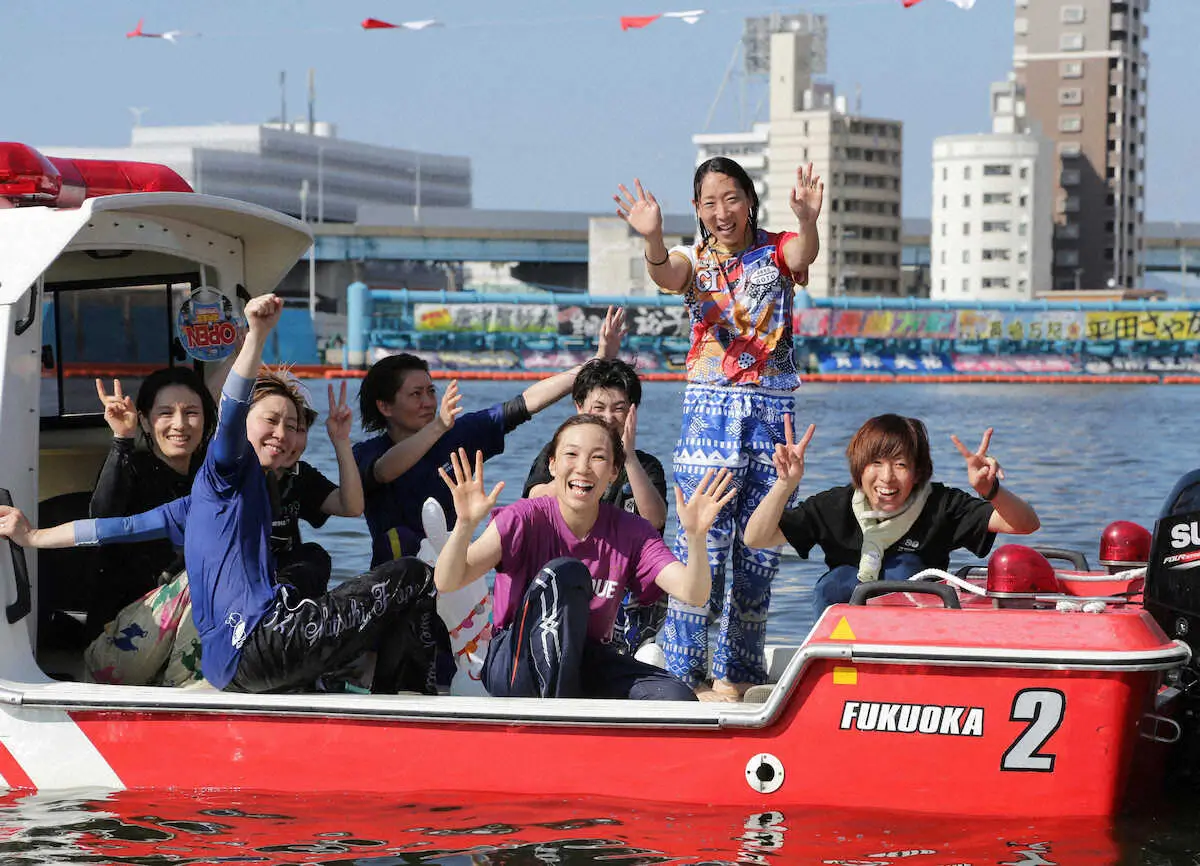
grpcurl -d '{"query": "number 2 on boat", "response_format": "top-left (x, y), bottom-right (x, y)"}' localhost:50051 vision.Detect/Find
top-left (1000, 688), bottom-right (1066, 772)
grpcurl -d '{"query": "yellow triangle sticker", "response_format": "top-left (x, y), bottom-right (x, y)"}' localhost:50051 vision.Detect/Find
top-left (830, 617), bottom-right (857, 641)
top-left (832, 666), bottom-right (858, 685)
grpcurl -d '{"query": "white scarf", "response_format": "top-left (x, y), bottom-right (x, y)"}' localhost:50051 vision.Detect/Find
top-left (851, 483), bottom-right (932, 583)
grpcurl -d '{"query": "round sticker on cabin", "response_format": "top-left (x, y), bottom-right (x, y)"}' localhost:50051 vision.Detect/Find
top-left (177, 287), bottom-right (241, 361)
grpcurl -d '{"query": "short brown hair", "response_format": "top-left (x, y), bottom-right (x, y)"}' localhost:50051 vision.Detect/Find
top-left (549, 413), bottom-right (626, 469)
top-left (252, 366), bottom-right (310, 428)
top-left (845, 414), bottom-right (933, 490)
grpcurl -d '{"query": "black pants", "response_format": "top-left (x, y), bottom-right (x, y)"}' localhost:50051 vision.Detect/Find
top-left (482, 557), bottom-right (696, 701)
top-left (230, 557), bottom-right (437, 694)
top-left (275, 542), bottom-right (332, 601)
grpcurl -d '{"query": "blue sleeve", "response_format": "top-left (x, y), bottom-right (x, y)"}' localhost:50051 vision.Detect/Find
top-left (76, 496), bottom-right (190, 547)
top-left (211, 371), bottom-right (254, 474)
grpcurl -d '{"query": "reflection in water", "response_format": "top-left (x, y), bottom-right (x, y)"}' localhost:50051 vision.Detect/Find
top-left (0, 789), bottom-right (1151, 865)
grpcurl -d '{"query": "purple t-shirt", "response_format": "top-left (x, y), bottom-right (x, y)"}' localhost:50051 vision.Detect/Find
top-left (491, 497), bottom-right (678, 643)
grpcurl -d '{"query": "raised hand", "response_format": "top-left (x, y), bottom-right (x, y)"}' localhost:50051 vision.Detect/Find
top-left (437, 380), bottom-right (464, 431)
top-left (951, 428), bottom-right (1005, 498)
top-left (95, 378), bottom-right (138, 438)
top-left (772, 415), bottom-right (816, 488)
top-left (0, 506), bottom-right (34, 548)
top-left (614, 178), bottom-right (664, 240)
top-left (437, 448), bottom-right (505, 529)
top-left (789, 162), bottom-right (824, 227)
top-left (675, 469), bottom-right (737, 538)
top-left (595, 305), bottom-right (627, 360)
top-left (324, 381), bottom-right (353, 443)
top-left (621, 403), bottom-right (639, 463)
top-left (244, 294), bottom-right (283, 336)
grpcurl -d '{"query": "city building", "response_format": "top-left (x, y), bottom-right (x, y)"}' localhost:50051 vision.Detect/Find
top-left (1013, 0), bottom-right (1149, 290)
top-left (41, 122), bottom-right (472, 223)
top-left (764, 29), bottom-right (903, 297)
top-left (931, 78), bottom-right (1053, 301)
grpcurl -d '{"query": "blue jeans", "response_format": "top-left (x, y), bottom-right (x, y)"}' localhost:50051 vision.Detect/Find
top-left (811, 553), bottom-right (927, 621)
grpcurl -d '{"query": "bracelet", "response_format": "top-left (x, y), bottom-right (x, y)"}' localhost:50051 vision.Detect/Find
top-left (983, 477), bottom-right (1001, 502)
top-left (644, 250), bottom-right (669, 267)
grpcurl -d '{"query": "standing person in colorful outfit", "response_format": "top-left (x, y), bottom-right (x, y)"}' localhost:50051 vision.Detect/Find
top-left (614, 157), bottom-right (823, 700)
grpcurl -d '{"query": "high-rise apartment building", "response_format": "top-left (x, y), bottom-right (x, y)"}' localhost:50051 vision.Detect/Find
top-left (765, 33), bottom-right (903, 297)
top-left (1013, 0), bottom-right (1148, 290)
top-left (931, 78), bottom-right (1053, 301)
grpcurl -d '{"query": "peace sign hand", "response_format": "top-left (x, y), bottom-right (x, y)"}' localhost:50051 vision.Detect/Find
top-left (950, 428), bottom-right (1005, 499)
top-left (772, 416), bottom-right (816, 489)
top-left (95, 378), bottom-right (138, 439)
top-left (789, 162), bottom-right (824, 227)
top-left (614, 178), bottom-right (664, 241)
top-left (324, 381), bottom-right (353, 443)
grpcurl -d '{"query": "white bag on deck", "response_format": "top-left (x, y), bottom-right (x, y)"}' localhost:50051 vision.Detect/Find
top-left (418, 498), bottom-right (492, 697)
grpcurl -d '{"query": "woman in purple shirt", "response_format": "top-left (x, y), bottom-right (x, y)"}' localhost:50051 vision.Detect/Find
top-left (434, 415), bottom-right (735, 701)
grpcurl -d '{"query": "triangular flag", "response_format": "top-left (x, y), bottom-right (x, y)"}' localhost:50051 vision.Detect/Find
top-left (662, 9), bottom-right (706, 24)
top-left (402, 19), bottom-right (441, 30)
top-left (903, 0), bottom-right (975, 8)
top-left (620, 15), bottom-right (661, 30)
top-left (362, 17), bottom-right (398, 29)
top-left (363, 17), bottom-right (441, 31)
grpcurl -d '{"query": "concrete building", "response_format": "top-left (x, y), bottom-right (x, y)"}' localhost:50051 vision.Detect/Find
top-left (692, 124), bottom-right (769, 200)
top-left (41, 122), bottom-right (472, 223)
top-left (587, 216), bottom-right (695, 296)
top-left (765, 33), bottom-right (903, 297)
top-left (1013, 0), bottom-right (1149, 291)
top-left (931, 79), bottom-right (1053, 301)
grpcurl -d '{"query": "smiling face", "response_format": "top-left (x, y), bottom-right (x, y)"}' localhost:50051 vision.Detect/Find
top-left (694, 171), bottom-right (752, 250)
top-left (245, 394), bottom-right (300, 471)
top-left (141, 383), bottom-right (206, 465)
top-left (575, 387), bottom-right (630, 431)
top-left (860, 456), bottom-right (917, 514)
top-left (549, 422), bottom-right (620, 513)
top-left (378, 369), bottom-right (437, 437)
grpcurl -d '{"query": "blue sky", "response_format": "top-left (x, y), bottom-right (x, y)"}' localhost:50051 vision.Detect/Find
top-left (7, 1), bottom-right (1197, 222)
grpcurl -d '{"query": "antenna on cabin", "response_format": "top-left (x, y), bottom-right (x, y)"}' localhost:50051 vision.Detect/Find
top-left (129, 107), bottom-right (150, 128)
top-left (279, 70), bottom-right (288, 130)
top-left (307, 68), bottom-right (316, 134)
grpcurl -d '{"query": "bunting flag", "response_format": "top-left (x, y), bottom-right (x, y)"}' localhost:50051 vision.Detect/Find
top-left (903, 0), bottom-right (976, 8)
top-left (362, 17), bottom-right (442, 31)
top-left (621, 9), bottom-right (707, 29)
top-left (620, 15), bottom-right (661, 30)
top-left (125, 18), bottom-right (198, 42)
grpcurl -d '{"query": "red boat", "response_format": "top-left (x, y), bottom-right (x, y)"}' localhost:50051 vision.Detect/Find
top-left (0, 143), bottom-right (1191, 820)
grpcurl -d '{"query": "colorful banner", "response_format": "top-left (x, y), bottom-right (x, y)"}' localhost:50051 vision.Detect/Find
top-left (1084, 311), bottom-right (1200, 342)
top-left (954, 311), bottom-right (1085, 342)
top-left (557, 304), bottom-right (691, 339)
top-left (952, 355), bottom-right (1080, 374)
top-left (817, 352), bottom-right (954, 374)
top-left (412, 303), bottom-right (557, 334)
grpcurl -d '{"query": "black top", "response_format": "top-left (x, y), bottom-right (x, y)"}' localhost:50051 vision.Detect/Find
top-left (778, 482), bottom-right (997, 572)
top-left (522, 441), bottom-right (668, 525)
top-left (87, 437), bottom-right (201, 637)
top-left (267, 460), bottom-right (337, 555)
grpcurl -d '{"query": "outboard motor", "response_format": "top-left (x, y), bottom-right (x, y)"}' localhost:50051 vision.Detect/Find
top-left (1144, 470), bottom-right (1200, 780)
top-left (1099, 520), bottom-right (1152, 574)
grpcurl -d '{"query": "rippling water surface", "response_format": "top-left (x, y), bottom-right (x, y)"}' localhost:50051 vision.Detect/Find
top-left (10, 380), bottom-right (1200, 863)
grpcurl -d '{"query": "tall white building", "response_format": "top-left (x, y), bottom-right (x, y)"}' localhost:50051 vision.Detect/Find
top-left (931, 79), bottom-right (1053, 301)
top-left (41, 122), bottom-right (472, 223)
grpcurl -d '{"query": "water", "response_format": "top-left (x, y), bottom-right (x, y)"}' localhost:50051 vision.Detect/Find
top-left (10, 379), bottom-right (1200, 863)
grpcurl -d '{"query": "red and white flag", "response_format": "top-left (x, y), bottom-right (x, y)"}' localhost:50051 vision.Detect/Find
top-left (903, 0), bottom-right (976, 8)
top-left (621, 9), bottom-right (706, 29)
top-left (362, 17), bottom-right (442, 31)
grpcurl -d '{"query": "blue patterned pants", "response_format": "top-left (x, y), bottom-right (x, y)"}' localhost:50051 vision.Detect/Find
top-left (661, 384), bottom-right (796, 687)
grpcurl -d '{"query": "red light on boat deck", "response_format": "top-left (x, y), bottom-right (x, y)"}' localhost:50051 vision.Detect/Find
top-left (0, 142), bottom-right (192, 206)
top-left (1099, 520), bottom-right (1152, 567)
top-left (0, 142), bottom-right (62, 202)
top-left (986, 545), bottom-right (1059, 595)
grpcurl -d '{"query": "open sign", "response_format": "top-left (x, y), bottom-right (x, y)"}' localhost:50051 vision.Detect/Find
top-left (177, 287), bottom-right (241, 361)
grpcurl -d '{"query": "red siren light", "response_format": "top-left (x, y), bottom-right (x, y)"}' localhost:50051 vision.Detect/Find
top-left (1098, 520), bottom-right (1152, 568)
top-left (986, 545), bottom-right (1059, 595)
top-left (0, 143), bottom-right (192, 207)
